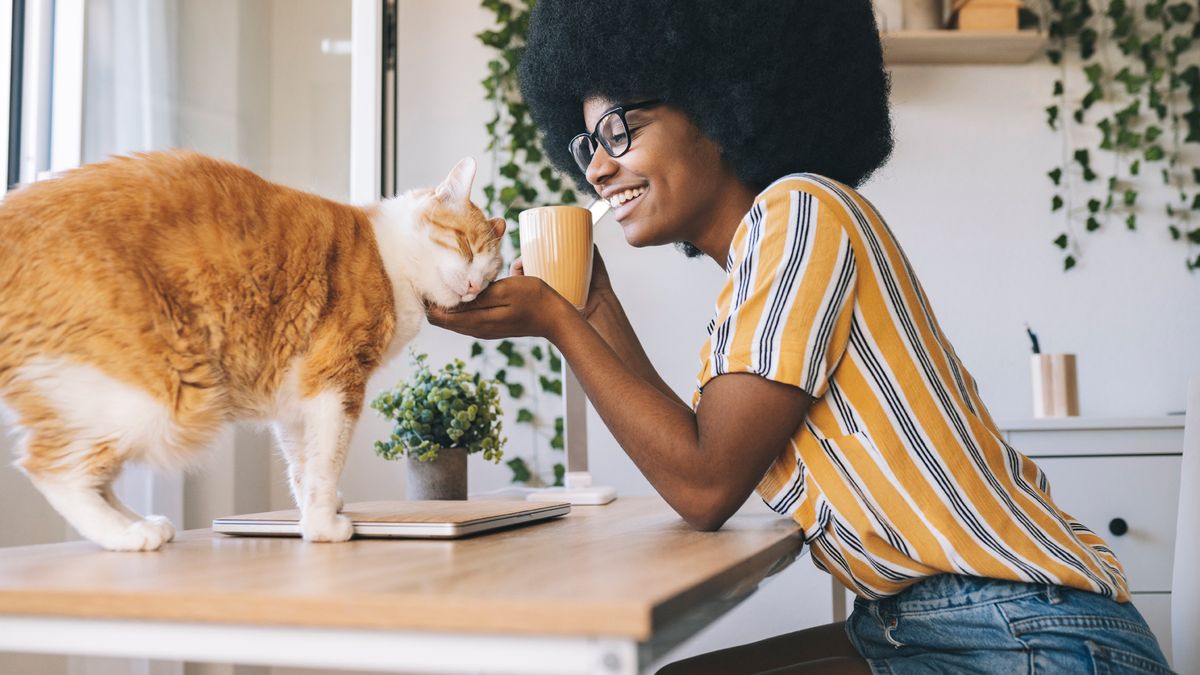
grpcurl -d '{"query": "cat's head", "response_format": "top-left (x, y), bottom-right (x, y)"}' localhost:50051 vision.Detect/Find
top-left (376, 158), bottom-right (506, 308)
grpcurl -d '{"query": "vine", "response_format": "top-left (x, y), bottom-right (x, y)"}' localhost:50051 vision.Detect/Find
top-left (1043, 0), bottom-right (1200, 271)
top-left (475, 0), bottom-right (578, 486)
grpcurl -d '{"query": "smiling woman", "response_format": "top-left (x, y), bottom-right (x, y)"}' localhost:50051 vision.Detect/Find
top-left (426, 1), bottom-right (1174, 674)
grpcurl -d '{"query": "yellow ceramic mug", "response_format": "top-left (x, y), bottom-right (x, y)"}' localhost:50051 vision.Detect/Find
top-left (518, 206), bottom-right (593, 309)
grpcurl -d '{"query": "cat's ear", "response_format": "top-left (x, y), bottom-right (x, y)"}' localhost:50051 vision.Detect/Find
top-left (488, 217), bottom-right (506, 239)
top-left (434, 157), bottom-right (476, 204)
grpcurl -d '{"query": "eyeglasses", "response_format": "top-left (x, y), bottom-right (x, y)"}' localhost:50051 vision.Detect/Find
top-left (568, 100), bottom-right (662, 174)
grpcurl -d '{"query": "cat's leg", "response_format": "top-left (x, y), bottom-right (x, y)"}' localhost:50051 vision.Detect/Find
top-left (102, 485), bottom-right (176, 543)
top-left (272, 418), bottom-right (307, 513)
top-left (23, 441), bottom-right (168, 551)
top-left (296, 389), bottom-right (356, 543)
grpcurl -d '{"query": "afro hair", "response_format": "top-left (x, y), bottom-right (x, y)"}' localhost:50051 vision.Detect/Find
top-left (518, 0), bottom-right (895, 195)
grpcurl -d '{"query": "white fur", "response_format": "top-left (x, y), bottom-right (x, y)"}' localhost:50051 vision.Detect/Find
top-left (14, 357), bottom-right (203, 470)
top-left (11, 357), bottom-right (187, 550)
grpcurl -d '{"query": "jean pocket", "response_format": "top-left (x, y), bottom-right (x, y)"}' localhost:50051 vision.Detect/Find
top-left (1087, 641), bottom-right (1175, 675)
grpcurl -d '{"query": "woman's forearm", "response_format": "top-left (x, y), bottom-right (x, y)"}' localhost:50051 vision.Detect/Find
top-left (546, 301), bottom-right (718, 525)
top-left (583, 289), bottom-right (680, 404)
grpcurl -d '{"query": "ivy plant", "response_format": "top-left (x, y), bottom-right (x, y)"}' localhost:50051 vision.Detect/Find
top-left (1044, 0), bottom-right (1200, 271)
top-left (475, 0), bottom-right (579, 486)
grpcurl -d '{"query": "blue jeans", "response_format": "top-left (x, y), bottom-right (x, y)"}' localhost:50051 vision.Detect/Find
top-left (845, 574), bottom-right (1173, 674)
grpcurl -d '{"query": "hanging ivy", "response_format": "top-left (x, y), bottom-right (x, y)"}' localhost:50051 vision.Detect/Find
top-left (475, 0), bottom-right (576, 486)
top-left (1044, 0), bottom-right (1200, 271)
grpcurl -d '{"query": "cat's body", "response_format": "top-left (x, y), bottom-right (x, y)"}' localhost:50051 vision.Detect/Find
top-left (0, 150), bottom-right (503, 550)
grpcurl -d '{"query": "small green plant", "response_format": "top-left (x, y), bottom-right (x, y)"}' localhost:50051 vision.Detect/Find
top-left (371, 353), bottom-right (506, 463)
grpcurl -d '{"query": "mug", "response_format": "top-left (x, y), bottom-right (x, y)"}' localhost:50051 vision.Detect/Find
top-left (517, 205), bottom-right (594, 310)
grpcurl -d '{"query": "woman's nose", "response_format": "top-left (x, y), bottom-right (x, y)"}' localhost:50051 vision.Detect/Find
top-left (584, 145), bottom-right (619, 186)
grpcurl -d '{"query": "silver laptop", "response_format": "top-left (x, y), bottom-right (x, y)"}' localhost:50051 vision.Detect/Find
top-left (212, 500), bottom-right (570, 539)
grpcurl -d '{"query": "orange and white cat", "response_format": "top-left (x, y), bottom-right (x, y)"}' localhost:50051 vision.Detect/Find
top-left (0, 150), bottom-right (504, 550)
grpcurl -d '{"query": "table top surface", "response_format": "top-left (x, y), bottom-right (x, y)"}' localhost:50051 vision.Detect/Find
top-left (0, 496), bottom-right (802, 640)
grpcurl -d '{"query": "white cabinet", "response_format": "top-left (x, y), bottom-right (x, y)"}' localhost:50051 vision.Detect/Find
top-left (998, 417), bottom-right (1185, 666)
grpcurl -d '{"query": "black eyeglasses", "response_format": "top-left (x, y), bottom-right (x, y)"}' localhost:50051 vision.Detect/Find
top-left (568, 99), bottom-right (662, 173)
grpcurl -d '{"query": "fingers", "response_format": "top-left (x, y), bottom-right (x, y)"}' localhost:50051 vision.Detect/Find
top-left (509, 258), bottom-right (524, 277)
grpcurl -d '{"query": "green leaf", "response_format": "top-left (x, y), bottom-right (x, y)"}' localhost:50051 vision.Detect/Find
top-left (539, 375), bottom-right (563, 396)
top-left (1086, 216), bottom-right (1102, 232)
top-left (507, 457), bottom-right (532, 483)
top-left (1170, 224), bottom-right (1182, 239)
top-left (549, 351), bottom-right (562, 373)
top-left (1188, 229), bottom-right (1200, 244)
top-left (553, 463), bottom-right (566, 487)
top-left (506, 382), bottom-right (525, 398)
top-left (1087, 198), bottom-right (1101, 213)
top-left (1126, 214), bottom-right (1137, 230)
top-left (1123, 189), bottom-right (1138, 206)
top-left (1046, 105), bottom-right (1060, 130)
top-left (517, 408), bottom-right (534, 423)
top-left (1064, 255), bottom-right (1077, 271)
top-left (1052, 195), bottom-right (1064, 211)
top-left (507, 351), bottom-right (526, 368)
top-left (1144, 145), bottom-right (1165, 161)
top-left (1130, 159), bottom-right (1140, 176)
top-left (1047, 168), bottom-right (1062, 186)
top-left (1054, 233), bottom-right (1069, 249)
top-left (470, 341), bottom-right (483, 358)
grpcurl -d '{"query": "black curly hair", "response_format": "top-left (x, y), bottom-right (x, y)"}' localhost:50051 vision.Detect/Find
top-left (519, 0), bottom-right (895, 196)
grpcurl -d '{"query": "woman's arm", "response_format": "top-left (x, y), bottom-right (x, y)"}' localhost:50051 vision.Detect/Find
top-left (428, 278), bottom-right (812, 530)
top-left (581, 288), bottom-right (679, 403)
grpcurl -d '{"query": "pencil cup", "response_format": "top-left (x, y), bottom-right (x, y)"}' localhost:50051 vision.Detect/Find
top-left (1030, 354), bottom-right (1079, 418)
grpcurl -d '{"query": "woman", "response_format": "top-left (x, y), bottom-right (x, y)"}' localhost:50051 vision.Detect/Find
top-left (428, 1), bottom-right (1172, 673)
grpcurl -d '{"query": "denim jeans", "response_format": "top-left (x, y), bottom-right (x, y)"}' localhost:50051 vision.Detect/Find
top-left (845, 573), bottom-right (1173, 674)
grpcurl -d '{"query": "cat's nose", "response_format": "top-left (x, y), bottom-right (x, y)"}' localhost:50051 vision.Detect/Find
top-left (466, 279), bottom-right (482, 295)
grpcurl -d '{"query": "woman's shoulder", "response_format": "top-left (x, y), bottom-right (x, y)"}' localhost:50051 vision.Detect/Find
top-left (750, 172), bottom-right (867, 232)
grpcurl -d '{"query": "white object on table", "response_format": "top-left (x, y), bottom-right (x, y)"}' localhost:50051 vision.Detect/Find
top-left (527, 365), bottom-right (617, 505)
top-left (1171, 378), bottom-right (1199, 673)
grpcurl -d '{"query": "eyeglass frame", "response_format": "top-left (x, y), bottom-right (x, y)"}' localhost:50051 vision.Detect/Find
top-left (568, 99), bottom-right (663, 173)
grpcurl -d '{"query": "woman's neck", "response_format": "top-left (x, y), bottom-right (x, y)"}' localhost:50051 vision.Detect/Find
top-left (690, 179), bottom-right (758, 270)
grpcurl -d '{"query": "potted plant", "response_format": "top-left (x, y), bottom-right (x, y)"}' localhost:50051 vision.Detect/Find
top-left (371, 352), bottom-right (505, 500)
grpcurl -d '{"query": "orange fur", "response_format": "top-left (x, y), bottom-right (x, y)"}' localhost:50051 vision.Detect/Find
top-left (0, 150), bottom-right (502, 548)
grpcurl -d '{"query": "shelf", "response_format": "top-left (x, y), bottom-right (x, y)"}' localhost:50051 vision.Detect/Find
top-left (995, 416), bottom-right (1186, 432)
top-left (881, 30), bottom-right (1047, 65)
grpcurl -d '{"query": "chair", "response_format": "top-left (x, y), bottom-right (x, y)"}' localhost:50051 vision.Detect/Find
top-left (1171, 376), bottom-right (1199, 672)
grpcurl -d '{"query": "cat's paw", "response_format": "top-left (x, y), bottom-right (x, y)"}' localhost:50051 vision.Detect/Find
top-left (143, 515), bottom-right (176, 543)
top-left (336, 491), bottom-right (345, 512)
top-left (300, 511), bottom-right (354, 543)
top-left (98, 520), bottom-right (168, 551)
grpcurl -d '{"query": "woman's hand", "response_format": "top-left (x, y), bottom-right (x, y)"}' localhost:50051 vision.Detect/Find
top-left (581, 246), bottom-right (613, 320)
top-left (426, 274), bottom-right (572, 341)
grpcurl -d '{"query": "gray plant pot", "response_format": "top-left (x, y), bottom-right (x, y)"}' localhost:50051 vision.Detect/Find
top-left (406, 446), bottom-right (468, 500)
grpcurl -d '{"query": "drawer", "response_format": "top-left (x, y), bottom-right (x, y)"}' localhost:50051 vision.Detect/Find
top-left (1010, 428), bottom-right (1184, 457)
top-left (1130, 593), bottom-right (1173, 669)
top-left (1034, 455), bottom-right (1180, 592)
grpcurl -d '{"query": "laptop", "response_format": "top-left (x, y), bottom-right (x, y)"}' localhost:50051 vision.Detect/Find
top-left (212, 500), bottom-right (570, 539)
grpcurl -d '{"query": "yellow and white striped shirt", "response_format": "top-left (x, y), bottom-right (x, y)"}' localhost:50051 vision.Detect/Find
top-left (693, 174), bottom-right (1129, 601)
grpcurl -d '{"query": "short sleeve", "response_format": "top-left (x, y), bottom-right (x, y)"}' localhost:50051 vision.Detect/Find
top-left (697, 181), bottom-right (857, 401)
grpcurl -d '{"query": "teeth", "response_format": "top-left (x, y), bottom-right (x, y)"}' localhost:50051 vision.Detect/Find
top-left (608, 186), bottom-right (646, 208)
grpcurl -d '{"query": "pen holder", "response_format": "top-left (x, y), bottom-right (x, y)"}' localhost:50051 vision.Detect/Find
top-left (1030, 354), bottom-right (1079, 418)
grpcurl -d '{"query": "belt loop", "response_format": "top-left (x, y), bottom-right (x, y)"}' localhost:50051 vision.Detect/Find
top-left (1046, 584), bottom-right (1063, 605)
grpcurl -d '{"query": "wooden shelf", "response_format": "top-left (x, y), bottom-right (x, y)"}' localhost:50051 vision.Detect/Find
top-left (882, 30), bottom-right (1047, 65)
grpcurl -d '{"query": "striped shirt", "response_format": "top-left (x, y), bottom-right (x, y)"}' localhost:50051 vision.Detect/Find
top-left (692, 174), bottom-right (1129, 601)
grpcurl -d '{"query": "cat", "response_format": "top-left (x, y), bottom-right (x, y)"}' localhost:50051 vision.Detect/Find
top-left (0, 150), bottom-right (505, 551)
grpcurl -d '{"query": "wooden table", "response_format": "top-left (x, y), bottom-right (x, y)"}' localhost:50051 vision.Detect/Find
top-left (0, 496), bottom-right (803, 674)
